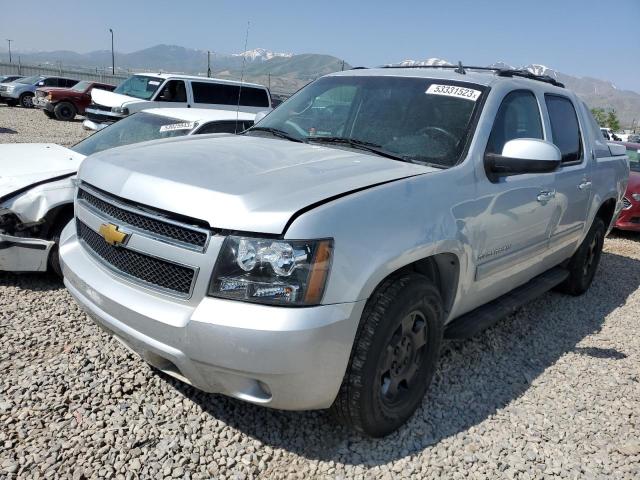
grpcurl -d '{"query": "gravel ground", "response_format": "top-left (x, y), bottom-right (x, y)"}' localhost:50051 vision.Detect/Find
top-left (1, 107), bottom-right (639, 479)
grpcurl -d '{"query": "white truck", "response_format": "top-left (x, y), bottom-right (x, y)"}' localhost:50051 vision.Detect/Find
top-left (84, 73), bottom-right (271, 131)
top-left (60, 66), bottom-right (628, 436)
top-left (0, 108), bottom-right (255, 275)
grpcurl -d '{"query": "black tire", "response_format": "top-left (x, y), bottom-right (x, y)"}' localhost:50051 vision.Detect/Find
top-left (557, 217), bottom-right (605, 296)
top-left (43, 110), bottom-right (55, 119)
top-left (330, 273), bottom-right (444, 437)
top-left (54, 101), bottom-right (76, 121)
top-left (19, 92), bottom-right (34, 108)
top-left (48, 218), bottom-right (72, 278)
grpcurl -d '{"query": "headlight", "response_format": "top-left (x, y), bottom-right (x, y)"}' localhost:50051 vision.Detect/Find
top-left (47, 93), bottom-right (52, 101)
top-left (632, 193), bottom-right (640, 202)
top-left (209, 236), bottom-right (333, 306)
top-left (6, 86), bottom-right (15, 92)
top-left (111, 106), bottom-right (129, 115)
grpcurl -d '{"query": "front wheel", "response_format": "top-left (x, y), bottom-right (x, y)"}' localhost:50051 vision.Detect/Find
top-left (557, 217), bottom-right (605, 296)
top-left (330, 273), bottom-right (444, 437)
top-left (19, 93), bottom-right (34, 108)
top-left (54, 101), bottom-right (77, 121)
top-left (43, 110), bottom-right (55, 119)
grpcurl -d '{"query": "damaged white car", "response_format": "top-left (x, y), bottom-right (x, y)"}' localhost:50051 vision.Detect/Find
top-left (0, 108), bottom-right (255, 275)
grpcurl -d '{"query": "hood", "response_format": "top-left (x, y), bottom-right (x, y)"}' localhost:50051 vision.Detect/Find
top-left (91, 88), bottom-right (144, 108)
top-left (79, 135), bottom-right (434, 234)
top-left (0, 144), bottom-right (85, 200)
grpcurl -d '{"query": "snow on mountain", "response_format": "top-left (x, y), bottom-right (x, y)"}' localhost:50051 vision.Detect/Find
top-left (233, 48), bottom-right (293, 61)
top-left (522, 64), bottom-right (558, 78)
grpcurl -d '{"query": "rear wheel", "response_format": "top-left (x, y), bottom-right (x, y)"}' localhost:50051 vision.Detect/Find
top-left (557, 217), bottom-right (605, 296)
top-left (54, 101), bottom-right (77, 121)
top-left (330, 273), bottom-right (444, 437)
top-left (19, 93), bottom-right (34, 108)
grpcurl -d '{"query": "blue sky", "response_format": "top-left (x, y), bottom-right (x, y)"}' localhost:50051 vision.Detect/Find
top-left (2, 0), bottom-right (639, 91)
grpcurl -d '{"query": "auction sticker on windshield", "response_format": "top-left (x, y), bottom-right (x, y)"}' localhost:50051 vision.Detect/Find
top-left (159, 122), bottom-right (195, 132)
top-left (426, 84), bottom-right (481, 101)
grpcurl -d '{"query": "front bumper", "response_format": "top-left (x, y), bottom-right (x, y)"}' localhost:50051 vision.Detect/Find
top-left (0, 89), bottom-right (20, 100)
top-left (82, 119), bottom-right (110, 131)
top-left (615, 200), bottom-right (640, 231)
top-left (60, 223), bottom-right (364, 410)
top-left (0, 232), bottom-right (54, 272)
top-left (33, 97), bottom-right (54, 111)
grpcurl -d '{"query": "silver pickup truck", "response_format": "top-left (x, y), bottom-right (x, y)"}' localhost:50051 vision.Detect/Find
top-left (59, 66), bottom-right (629, 437)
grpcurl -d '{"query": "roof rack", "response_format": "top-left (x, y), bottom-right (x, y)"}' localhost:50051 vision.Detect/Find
top-left (381, 63), bottom-right (564, 88)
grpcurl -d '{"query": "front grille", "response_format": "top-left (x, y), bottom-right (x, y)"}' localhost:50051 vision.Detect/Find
top-left (86, 110), bottom-right (117, 123)
top-left (78, 187), bottom-right (208, 250)
top-left (623, 197), bottom-right (632, 210)
top-left (77, 220), bottom-right (196, 296)
top-left (0, 86), bottom-right (8, 92)
top-left (89, 103), bottom-right (113, 112)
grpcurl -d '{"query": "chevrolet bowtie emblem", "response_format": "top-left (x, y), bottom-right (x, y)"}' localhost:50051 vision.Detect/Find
top-left (98, 223), bottom-right (129, 246)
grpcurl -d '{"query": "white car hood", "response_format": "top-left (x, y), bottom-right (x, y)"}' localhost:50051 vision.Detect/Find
top-left (91, 88), bottom-right (146, 108)
top-left (0, 144), bottom-right (85, 200)
top-left (78, 135), bottom-right (434, 234)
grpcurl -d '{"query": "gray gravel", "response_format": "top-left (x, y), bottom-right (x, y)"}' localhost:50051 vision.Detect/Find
top-left (1, 107), bottom-right (639, 479)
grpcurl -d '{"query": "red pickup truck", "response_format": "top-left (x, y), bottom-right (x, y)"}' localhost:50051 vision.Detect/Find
top-left (33, 80), bottom-right (115, 121)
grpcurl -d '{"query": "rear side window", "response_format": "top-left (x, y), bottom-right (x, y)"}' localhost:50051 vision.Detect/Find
top-left (43, 78), bottom-right (59, 87)
top-left (486, 90), bottom-right (543, 155)
top-left (63, 79), bottom-right (78, 88)
top-left (545, 94), bottom-right (582, 163)
top-left (192, 82), bottom-right (269, 107)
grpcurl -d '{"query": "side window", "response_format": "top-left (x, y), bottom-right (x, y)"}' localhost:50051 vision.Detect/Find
top-left (191, 82), bottom-right (270, 107)
top-left (197, 121), bottom-right (246, 135)
top-left (545, 94), bottom-right (582, 163)
top-left (65, 79), bottom-right (79, 88)
top-left (156, 80), bottom-right (187, 103)
top-left (486, 90), bottom-right (543, 155)
top-left (43, 78), bottom-right (59, 87)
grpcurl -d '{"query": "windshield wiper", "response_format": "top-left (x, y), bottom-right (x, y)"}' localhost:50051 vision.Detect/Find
top-left (307, 136), bottom-right (410, 162)
top-left (247, 127), bottom-right (305, 143)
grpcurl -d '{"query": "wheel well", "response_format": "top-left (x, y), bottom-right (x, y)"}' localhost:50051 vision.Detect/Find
top-left (376, 253), bottom-right (460, 318)
top-left (595, 198), bottom-right (617, 229)
top-left (42, 203), bottom-right (74, 239)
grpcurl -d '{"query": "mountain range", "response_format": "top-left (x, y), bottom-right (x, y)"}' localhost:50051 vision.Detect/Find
top-left (5, 45), bottom-right (638, 126)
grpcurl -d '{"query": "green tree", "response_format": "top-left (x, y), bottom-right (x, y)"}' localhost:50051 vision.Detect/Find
top-left (606, 110), bottom-right (620, 132)
top-left (591, 108), bottom-right (607, 126)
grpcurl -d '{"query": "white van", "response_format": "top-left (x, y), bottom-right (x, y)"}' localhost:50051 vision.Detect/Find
top-left (83, 73), bottom-right (271, 130)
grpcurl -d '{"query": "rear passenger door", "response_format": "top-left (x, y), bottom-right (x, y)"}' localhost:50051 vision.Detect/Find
top-left (544, 94), bottom-right (591, 254)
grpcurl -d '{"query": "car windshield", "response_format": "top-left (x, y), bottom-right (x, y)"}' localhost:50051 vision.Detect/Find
top-left (71, 112), bottom-right (197, 156)
top-left (113, 75), bottom-right (164, 100)
top-left (247, 75), bottom-right (486, 167)
top-left (17, 75), bottom-right (44, 85)
top-left (627, 147), bottom-right (640, 172)
top-left (71, 81), bottom-right (91, 92)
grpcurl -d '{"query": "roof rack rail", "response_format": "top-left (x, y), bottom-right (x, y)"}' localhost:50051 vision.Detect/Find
top-left (381, 64), bottom-right (565, 88)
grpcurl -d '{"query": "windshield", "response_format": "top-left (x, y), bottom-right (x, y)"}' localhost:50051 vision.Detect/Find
top-left (248, 76), bottom-right (486, 167)
top-left (71, 80), bottom-right (91, 92)
top-left (71, 112), bottom-right (197, 156)
top-left (17, 75), bottom-right (44, 85)
top-left (627, 146), bottom-right (640, 172)
top-left (113, 75), bottom-right (163, 100)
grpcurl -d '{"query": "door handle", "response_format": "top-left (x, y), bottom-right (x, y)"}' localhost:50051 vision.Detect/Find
top-left (578, 181), bottom-right (592, 190)
top-left (537, 190), bottom-right (556, 203)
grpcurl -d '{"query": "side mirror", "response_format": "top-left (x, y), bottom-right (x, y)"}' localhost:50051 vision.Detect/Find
top-left (485, 138), bottom-right (561, 181)
top-left (37, 82), bottom-right (44, 86)
top-left (254, 110), bottom-right (270, 124)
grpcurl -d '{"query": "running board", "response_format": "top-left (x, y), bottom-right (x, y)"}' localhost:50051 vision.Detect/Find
top-left (444, 267), bottom-right (569, 339)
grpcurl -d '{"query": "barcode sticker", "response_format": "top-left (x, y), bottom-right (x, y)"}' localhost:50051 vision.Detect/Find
top-left (426, 84), bottom-right (481, 101)
top-left (159, 122), bottom-right (195, 132)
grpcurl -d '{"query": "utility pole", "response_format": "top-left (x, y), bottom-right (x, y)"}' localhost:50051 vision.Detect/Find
top-left (268, 72), bottom-right (271, 90)
top-left (341, 59), bottom-right (345, 71)
top-left (6, 39), bottom-right (12, 63)
top-left (109, 29), bottom-right (115, 74)
top-left (207, 51), bottom-right (212, 77)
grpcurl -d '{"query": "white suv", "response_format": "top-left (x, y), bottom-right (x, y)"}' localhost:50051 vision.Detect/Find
top-left (84, 73), bottom-right (271, 130)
